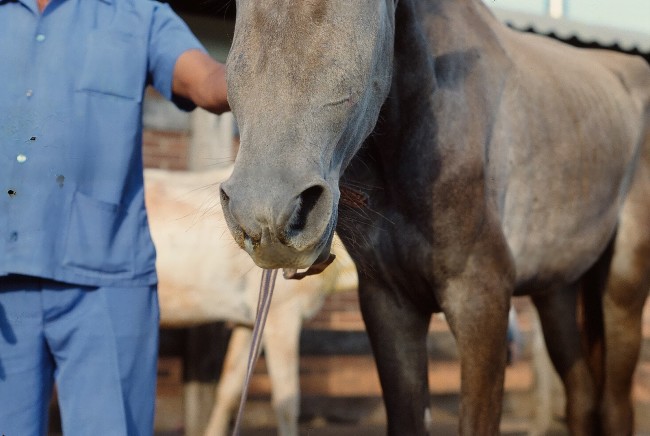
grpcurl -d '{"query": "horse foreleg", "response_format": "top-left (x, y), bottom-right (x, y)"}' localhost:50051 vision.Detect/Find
top-left (204, 326), bottom-right (253, 436)
top-left (532, 286), bottom-right (599, 436)
top-left (439, 276), bottom-right (510, 436)
top-left (358, 280), bottom-right (432, 436)
top-left (262, 299), bottom-right (302, 436)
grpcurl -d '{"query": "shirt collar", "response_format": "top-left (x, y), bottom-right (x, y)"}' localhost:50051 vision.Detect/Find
top-left (10, 0), bottom-right (39, 14)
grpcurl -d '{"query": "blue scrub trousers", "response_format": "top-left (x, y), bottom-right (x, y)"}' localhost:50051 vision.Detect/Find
top-left (0, 275), bottom-right (159, 436)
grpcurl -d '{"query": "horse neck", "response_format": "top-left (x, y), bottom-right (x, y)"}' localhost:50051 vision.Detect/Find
top-left (390, 0), bottom-right (495, 97)
top-left (391, 0), bottom-right (438, 115)
top-left (343, 0), bottom-right (505, 201)
top-left (368, 0), bottom-right (442, 158)
top-left (382, 0), bottom-right (504, 138)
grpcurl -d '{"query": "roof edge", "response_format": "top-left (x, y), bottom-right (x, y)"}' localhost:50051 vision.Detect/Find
top-left (490, 7), bottom-right (650, 54)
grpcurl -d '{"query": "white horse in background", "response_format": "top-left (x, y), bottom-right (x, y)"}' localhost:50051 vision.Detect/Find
top-left (145, 167), bottom-right (357, 436)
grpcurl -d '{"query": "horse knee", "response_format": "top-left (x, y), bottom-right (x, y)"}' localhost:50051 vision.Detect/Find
top-left (566, 399), bottom-right (599, 436)
top-left (272, 395), bottom-right (299, 436)
top-left (600, 393), bottom-right (634, 436)
top-left (562, 362), bottom-right (601, 436)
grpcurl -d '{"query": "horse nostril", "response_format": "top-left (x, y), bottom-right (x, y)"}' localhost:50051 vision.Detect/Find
top-left (243, 232), bottom-right (253, 252)
top-left (288, 185), bottom-right (324, 234)
top-left (220, 187), bottom-right (230, 205)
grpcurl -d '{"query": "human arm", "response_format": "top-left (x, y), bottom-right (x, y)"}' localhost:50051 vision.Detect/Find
top-left (172, 49), bottom-right (230, 115)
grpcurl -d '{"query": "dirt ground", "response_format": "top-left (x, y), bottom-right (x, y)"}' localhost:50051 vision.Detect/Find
top-left (156, 392), bottom-right (650, 436)
top-left (153, 295), bottom-right (650, 436)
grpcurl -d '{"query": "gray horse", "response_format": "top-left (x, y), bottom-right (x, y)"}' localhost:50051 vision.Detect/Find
top-left (219, 0), bottom-right (650, 434)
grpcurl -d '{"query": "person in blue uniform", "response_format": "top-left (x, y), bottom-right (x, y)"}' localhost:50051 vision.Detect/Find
top-left (0, 0), bottom-right (230, 434)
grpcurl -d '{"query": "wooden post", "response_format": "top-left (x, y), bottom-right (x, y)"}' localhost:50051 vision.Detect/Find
top-left (183, 323), bottom-right (232, 436)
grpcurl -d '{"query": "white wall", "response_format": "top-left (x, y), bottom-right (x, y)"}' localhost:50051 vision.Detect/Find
top-left (485, 0), bottom-right (650, 35)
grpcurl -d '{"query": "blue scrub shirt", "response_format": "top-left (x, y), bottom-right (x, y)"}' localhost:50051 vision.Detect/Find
top-left (0, 0), bottom-right (205, 287)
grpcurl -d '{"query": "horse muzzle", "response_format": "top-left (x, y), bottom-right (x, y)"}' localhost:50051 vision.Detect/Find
top-left (220, 172), bottom-right (338, 271)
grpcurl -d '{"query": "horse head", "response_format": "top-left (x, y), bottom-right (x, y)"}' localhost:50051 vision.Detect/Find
top-left (220, 0), bottom-right (397, 269)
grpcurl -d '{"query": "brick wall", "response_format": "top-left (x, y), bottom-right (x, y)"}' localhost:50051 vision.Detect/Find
top-left (305, 290), bottom-right (365, 331)
top-left (142, 88), bottom-right (193, 171)
top-left (143, 128), bottom-right (191, 170)
top-left (142, 88), bottom-right (237, 171)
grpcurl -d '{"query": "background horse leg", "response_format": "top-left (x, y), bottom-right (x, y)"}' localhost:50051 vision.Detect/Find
top-left (262, 298), bottom-right (303, 436)
top-left (600, 137), bottom-right (650, 434)
top-left (205, 326), bottom-right (252, 436)
top-left (528, 308), bottom-right (563, 436)
top-left (600, 263), bottom-right (648, 435)
top-left (532, 286), bottom-right (598, 436)
top-left (357, 280), bottom-right (432, 436)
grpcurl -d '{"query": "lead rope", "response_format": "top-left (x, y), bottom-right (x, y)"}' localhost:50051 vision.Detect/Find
top-left (231, 268), bottom-right (279, 436)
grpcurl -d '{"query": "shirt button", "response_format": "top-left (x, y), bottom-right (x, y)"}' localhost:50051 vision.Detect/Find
top-left (36, 34), bottom-right (46, 42)
top-left (26, 89), bottom-right (33, 98)
top-left (16, 154), bottom-right (27, 163)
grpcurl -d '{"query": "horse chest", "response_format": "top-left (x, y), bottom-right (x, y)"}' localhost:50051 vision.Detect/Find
top-left (337, 191), bottom-right (473, 305)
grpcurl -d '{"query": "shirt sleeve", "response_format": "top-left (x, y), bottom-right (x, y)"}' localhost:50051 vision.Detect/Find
top-left (148, 3), bottom-right (206, 111)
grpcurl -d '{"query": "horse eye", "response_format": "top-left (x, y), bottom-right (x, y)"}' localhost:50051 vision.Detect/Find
top-left (322, 96), bottom-right (351, 108)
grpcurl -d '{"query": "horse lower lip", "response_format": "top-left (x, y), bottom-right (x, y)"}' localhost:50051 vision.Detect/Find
top-left (282, 231), bottom-right (336, 279)
top-left (314, 245), bottom-right (331, 264)
top-left (283, 252), bottom-right (336, 280)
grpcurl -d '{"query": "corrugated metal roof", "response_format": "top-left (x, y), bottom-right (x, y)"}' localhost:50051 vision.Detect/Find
top-left (489, 7), bottom-right (650, 54)
top-left (169, 0), bottom-right (649, 55)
